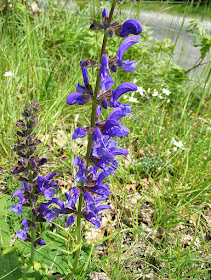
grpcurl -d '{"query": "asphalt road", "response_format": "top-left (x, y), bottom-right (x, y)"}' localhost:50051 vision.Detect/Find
top-left (125, 10), bottom-right (211, 80)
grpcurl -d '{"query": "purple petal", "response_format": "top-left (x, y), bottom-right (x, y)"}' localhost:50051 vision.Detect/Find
top-left (45, 173), bottom-right (56, 181)
top-left (86, 213), bottom-right (101, 229)
top-left (40, 158), bottom-right (47, 166)
top-left (92, 148), bottom-right (107, 158)
top-left (11, 203), bottom-right (23, 215)
top-left (108, 106), bottom-right (131, 121)
top-left (100, 73), bottom-right (114, 91)
top-left (43, 188), bottom-right (55, 200)
top-left (35, 238), bottom-right (46, 246)
top-left (111, 83), bottom-right (137, 103)
top-left (120, 19), bottom-right (142, 37)
top-left (72, 127), bottom-right (86, 139)
top-left (76, 82), bottom-right (86, 94)
top-left (116, 59), bottom-right (136, 72)
top-left (73, 157), bottom-right (87, 183)
top-left (96, 204), bottom-right (111, 213)
top-left (109, 147), bottom-right (129, 156)
top-left (66, 187), bottom-right (79, 208)
top-left (102, 8), bottom-right (108, 19)
top-left (100, 55), bottom-right (114, 91)
top-left (66, 216), bottom-right (75, 227)
top-left (66, 93), bottom-right (85, 105)
top-left (16, 219), bottom-right (29, 240)
top-left (46, 211), bottom-right (58, 223)
top-left (81, 67), bottom-right (89, 85)
top-left (21, 182), bottom-right (29, 191)
top-left (96, 105), bottom-right (101, 120)
top-left (50, 198), bottom-right (66, 213)
top-left (103, 120), bottom-right (130, 137)
top-left (16, 229), bottom-right (27, 240)
top-left (117, 36), bottom-right (139, 59)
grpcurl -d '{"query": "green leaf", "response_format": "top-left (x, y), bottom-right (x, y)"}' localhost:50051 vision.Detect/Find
top-left (0, 194), bottom-right (11, 249)
top-left (0, 253), bottom-right (22, 280)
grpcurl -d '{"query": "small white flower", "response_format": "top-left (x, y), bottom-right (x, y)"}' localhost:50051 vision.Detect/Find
top-left (165, 149), bottom-right (171, 155)
top-left (133, 78), bottom-right (138, 83)
top-left (158, 94), bottom-right (163, 99)
top-left (127, 97), bottom-right (138, 103)
top-left (172, 138), bottom-right (185, 150)
top-left (137, 86), bottom-right (146, 97)
top-left (162, 88), bottom-right (171, 96)
top-left (152, 90), bottom-right (158, 97)
top-left (3, 71), bottom-right (14, 77)
top-left (167, 99), bottom-right (170, 103)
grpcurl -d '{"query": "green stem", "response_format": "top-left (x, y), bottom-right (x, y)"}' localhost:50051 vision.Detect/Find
top-left (65, 1), bottom-right (117, 278)
top-left (30, 210), bottom-right (36, 266)
top-left (65, 193), bottom-right (83, 280)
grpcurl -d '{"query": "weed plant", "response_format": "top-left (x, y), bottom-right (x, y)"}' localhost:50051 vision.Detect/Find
top-left (0, 0), bottom-right (210, 279)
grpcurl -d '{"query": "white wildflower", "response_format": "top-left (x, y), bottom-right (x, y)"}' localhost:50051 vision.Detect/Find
top-left (137, 86), bottom-right (146, 97)
top-left (172, 138), bottom-right (185, 151)
top-left (162, 88), bottom-right (171, 96)
top-left (152, 90), bottom-right (158, 97)
top-left (133, 78), bottom-right (138, 83)
top-left (127, 97), bottom-right (138, 103)
top-left (3, 71), bottom-right (14, 77)
top-left (159, 94), bottom-right (163, 99)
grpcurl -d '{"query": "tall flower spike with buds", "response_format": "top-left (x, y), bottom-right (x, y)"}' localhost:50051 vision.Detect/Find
top-left (42, 2), bottom-right (143, 277)
top-left (11, 100), bottom-right (58, 265)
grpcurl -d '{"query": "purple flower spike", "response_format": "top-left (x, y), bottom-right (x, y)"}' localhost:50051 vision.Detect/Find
top-left (100, 55), bottom-right (114, 91)
top-left (72, 127), bottom-right (86, 139)
top-left (119, 19), bottom-right (142, 37)
top-left (115, 36), bottom-right (139, 72)
top-left (11, 190), bottom-right (26, 215)
top-left (16, 218), bottom-right (29, 240)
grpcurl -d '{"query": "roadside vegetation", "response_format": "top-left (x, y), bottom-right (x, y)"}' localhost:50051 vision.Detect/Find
top-left (0, 0), bottom-right (210, 279)
top-left (122, 0), bottom-right (211, 20)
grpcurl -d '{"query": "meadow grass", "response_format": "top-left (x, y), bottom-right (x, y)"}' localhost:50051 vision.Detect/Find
top-left (0, 1), bottom-right (210, 279)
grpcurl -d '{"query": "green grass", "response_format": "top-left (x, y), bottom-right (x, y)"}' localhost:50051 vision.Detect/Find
top-left (0, 1), bottom-right (210, 279)
top-left (120, 0), bottom-right (211, 21)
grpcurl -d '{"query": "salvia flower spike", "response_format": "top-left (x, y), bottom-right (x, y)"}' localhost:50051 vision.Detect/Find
top-left (11, 100), bottom-right (58, 265)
